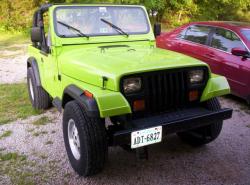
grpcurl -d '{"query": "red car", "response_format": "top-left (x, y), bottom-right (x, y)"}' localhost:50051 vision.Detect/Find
top-left (156, 21), bottom-right (250, 104)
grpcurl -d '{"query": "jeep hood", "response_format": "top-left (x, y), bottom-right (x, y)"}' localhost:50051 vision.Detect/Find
top-left (59, 45), bottom-right (208, 91)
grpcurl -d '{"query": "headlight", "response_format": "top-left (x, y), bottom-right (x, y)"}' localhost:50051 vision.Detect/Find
top-left (188, 70), bottom-right (204, 84)
top-left (123, 77), bottom-right (142, 94)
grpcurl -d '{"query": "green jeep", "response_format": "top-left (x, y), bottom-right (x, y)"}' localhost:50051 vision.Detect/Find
top-left (27, 4), bottom-right (233, 176)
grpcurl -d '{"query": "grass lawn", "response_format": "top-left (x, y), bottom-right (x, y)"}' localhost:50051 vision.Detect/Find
top-left (0, 83), bottom-right (43, 124)
top-left (0, 32), bottom-right (29, 49)
top-left (0, 150), bottom-right (36, 185)
top-left (32, 116), bottom-right (50, 126)
top-left (0, 130), bottom-right (12, 139)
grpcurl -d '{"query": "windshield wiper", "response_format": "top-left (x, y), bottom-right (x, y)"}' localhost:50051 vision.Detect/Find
top-left (57, 21), bottom-right (89, 39)
top-left (100, 18), bottom-right (129, 37)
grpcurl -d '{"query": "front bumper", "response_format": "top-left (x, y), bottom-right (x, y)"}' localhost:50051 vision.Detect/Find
top-left (111, 107), bottom-right (233, 146)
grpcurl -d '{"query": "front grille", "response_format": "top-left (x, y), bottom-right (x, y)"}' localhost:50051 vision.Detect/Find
top-left (121, 67), bottom-right (208, 118)
top-left (145, 70), bottom-right (188, 113)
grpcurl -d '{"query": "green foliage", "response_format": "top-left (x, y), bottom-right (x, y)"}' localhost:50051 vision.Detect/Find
top-left (162, 0), bottom-right (198, 27)
top-left (0, 0), bottom-right (249, 32)
top-left (32, 116), bottom-right (50, 126)
top-left (194, 0), bottom-right (250, 21)
top-left (0, 0), bottom-right (37, 31)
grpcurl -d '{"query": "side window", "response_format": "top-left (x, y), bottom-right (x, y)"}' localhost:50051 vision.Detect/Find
top-left (178, 29), bottom-right (186, 39)
top-left (183, 25), bottom-right (211, 45)
top-left (211, 28), bottom-right (246, 52)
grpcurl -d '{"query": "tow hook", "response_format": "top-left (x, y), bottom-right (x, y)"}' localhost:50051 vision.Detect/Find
top-left (136, 146), bottom-right (148, 160)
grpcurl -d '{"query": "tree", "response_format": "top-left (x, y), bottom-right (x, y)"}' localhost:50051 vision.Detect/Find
top-left (195, 0), bottom-right (250, 21)
top-left (0, 0), bottom-right (12, 30)
top-left (0, 0), bottom-right (249, 32)
top-left (143, 0), bottom-right (166, 22)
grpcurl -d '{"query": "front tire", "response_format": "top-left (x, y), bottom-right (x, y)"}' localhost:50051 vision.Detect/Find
top-left (177, 98), bottom-right (223, 146)
top-left (63, 100), bottom-right (107, 176)
top-left (27, 67), bottom-right (51, 110)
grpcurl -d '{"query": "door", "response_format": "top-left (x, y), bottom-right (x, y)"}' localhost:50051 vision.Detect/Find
top-left (40, 49), bottom-right (60, 98)
top-left (177, 25), bottom-right (217, 65)
top-left (31, 6), bottom-right (61, 99)
top-left (209, 27), bottom-right (249, 98)
top-left (40, 15), bottom-right (61, 98)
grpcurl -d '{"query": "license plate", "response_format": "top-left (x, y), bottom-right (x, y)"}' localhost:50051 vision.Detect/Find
top-left (131, 126), bottom-right (162, 149)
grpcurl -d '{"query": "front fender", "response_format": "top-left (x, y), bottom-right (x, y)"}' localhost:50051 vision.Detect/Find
top-left (62, 74), bottom-right (131, 118)
top-left (200, 74), bottom-right (230, 102)
top-left (62, 85), bottom-right (100, 117)
top-left (94, 91), bottom-right (131, 117)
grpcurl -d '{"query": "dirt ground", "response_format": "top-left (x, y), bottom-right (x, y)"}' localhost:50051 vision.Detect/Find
top-left (0, 44), bottom-right (27, 84)
top-left (0, 44), bottom-right (250, 185)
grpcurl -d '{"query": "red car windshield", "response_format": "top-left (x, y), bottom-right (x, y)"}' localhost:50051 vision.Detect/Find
top-left (241, 29), bottom-right (250, 41)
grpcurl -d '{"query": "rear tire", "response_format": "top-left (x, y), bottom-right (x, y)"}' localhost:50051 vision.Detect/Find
top-left (63, 100), bottom-right (107, 176)
top-left (247, 95), bottom-right (250, 105)
top-left (27, 67), bottom-right (51, 110)
top-left (177, 98), bottom-right (223, 146)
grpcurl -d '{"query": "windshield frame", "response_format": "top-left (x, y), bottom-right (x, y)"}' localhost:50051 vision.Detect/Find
top-left (53, 5), bottom-right (150, 38)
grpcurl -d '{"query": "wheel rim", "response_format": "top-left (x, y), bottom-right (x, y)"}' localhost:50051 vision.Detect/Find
top-left (29, 78), bottom-right (34, 101)
top-left (68, 119), bottom-right (81, 160)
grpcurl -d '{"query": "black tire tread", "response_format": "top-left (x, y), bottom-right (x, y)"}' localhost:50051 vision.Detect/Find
top-left (177, 98), bottom-right (223, 146)
top-left (63, 100), bottom-right (107, 176)
top-left (27, 67), bottom-right (51, 110)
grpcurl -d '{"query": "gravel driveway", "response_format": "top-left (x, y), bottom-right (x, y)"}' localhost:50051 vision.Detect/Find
top-left (0, 45), bottom-right (250, 185)
top-left (0, 44), bottom-right (27, 84)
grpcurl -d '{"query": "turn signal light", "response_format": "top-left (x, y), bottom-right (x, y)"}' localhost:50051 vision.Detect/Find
top-left (133, 100), bottom-right (145, 111)
top-left (189, 90), bottom-right (199, 101)
top-left (84, 90), bottom-right (93, 98)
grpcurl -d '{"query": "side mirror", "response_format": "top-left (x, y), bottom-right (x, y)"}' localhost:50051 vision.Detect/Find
top-left (31, 27), bottom-right (42, 42)
top-left (154, 23), bottom-right (161, 37)
top-left (231, 47), bottom-right (249, 58)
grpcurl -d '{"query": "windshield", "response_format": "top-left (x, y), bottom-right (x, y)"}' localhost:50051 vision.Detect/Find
top-left (54, 6), bottom-right (150, 37)
top-left (241, 29), bottom-right (250, 41)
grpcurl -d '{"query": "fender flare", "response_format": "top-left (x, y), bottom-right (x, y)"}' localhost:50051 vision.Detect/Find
top-left (62, 85), bottom-right (100, 118)
top-left (27, 57), bottom-right (41, 87)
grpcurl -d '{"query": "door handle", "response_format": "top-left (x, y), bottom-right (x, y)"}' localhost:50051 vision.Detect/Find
top-left (41, 58), bottom-right (44, 63)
